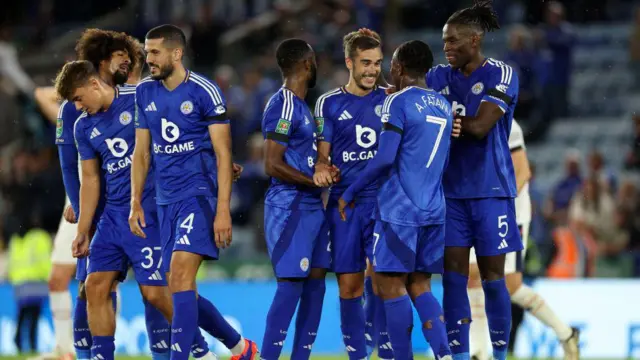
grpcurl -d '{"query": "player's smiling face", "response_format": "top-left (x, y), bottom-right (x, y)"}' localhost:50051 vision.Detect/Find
top-left (144, 38), bottom-right (175, 80)
top-left (108, 50), bottom-right (131, 85)
top-left (71, 78), bottom-right (104, 115)
top-left (348, 47), bottom-right (383, 91)
top-left (442, 24), bottom-right (474, 68)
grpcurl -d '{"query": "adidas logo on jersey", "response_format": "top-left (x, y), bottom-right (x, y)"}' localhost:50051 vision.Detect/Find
top-left (498, 239), bottom-right (509, 250)
top-left (338, 110), bottom-right (353, 121)
top-left (148, 270), bottom-right (163, 281)
top-left (90, 128), bottom-right (101, 139)
top-left (440, 86), bottom-right (450, 95)
top-left (152, 340), bottom-right (169, 349)
top-left (176, 235), bottom-right (191, 245)
top-left (145, 102), bottom-right (157, 112)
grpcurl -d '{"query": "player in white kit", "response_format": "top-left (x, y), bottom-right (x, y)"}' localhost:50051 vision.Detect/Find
top-left (467, 119), bottom-right (580, 360)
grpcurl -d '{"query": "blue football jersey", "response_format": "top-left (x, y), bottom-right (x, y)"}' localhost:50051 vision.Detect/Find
top-left (56, 100), bottom-right (83, 146)
top-left (427, 59), bottom-right (519, 199)
top-left (135, 71), bottom-right (229, 205)
top-left (74, 86), bottom-right (156, 210)
top-left (315, 86), bottom-right (387, 201)
top-left (262, 87), bottom-right (322, 210)
top-left (377, 87), bottom-right (453, 226)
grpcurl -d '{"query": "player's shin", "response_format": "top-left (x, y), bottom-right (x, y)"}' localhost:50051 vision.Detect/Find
top-left (509, 283), bottom-right (573, 341)
top-left (443, 271), bottom-right (472, 360)
top-left (467, 287), bottom-right (490, 360)
top-left (482, 279), bottom-right (511, 360)
top-left (170, 291), bottom-right (199, 360)
top-left (50, 290), bottom-right (74, 354)
top-left (143, 299), bottom-right (171, 359)
top-left (363, 276), bottom-right (377, 355)
top-left (260, 280), bottom-right (304, 360)
top-left (413, 291), bottom-right (451, 359)
top-left (338, 272), bottom-right (367, 360)
top-left (73, 296), bottom-right (92, 360)
top-left (196, 295), bottom-right (243, 353)
top-left (291, 274), bottom-right (326, 360)
top-left (378, 274), bottom-right (413, 360)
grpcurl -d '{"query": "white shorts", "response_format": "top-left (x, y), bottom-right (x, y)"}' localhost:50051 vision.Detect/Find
top-left (51, 201), bottom-right (78, 265)
top-left (469, 222), bottom-right (530, 275)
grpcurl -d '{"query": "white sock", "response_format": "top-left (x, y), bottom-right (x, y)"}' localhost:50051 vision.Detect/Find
top-left (511, 284), bottom-right (572, 341)
top-left (50, 291), bottom-right (74, 353)
top-left (467, 287), bottom-right (490, 359)
top-left (230, 336), bottom-right (245, 355)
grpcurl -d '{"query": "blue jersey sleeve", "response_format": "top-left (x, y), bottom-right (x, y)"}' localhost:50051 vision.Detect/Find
top-left (314, 96), bottom-right (333, 143)
top-left (381, 92), bottom-right (406, 135)
top-left (263, 95), bottom-right (295, 147)
top-left (189, 72), bottom-right (230, 125)
top-left (426, 65), bottom-right (449, 92)
top-left (482, 61), bottom-right (519, 112)
top-left (55, 101), bottom-right (79, 145)
top-left (74, 117), bottom-right (96, 160)
top-left (58, 144), bottom-right (80, 216)
top-left (134, 86), bottom-right (148, 129)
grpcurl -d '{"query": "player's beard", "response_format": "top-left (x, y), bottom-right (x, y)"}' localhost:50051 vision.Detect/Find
top-left (354, 71), bottom-right (378, 91)
top-left (113, 70), bottom-right (129, 86)
top-left (307, 63), bottom-right (317, 89)
top-left (150, 63), bottom-right (174, 81)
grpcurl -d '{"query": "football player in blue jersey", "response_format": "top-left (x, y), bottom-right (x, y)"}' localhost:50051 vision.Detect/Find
top-left (130, 24), bottom-right (258, 360)
top-left (33, 29), bottom-right (141, 360)
top-left (426, 2), bottom-right (524, 360)
top-left (260, 38), bottom-right (332, 360)
top-left (340, 40), bottom-right (453, 360)
top-left (313, 29), bottom-right (391, 360)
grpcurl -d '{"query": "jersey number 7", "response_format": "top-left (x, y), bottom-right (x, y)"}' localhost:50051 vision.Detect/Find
top-left (425, 115), bottom-right (447, 168)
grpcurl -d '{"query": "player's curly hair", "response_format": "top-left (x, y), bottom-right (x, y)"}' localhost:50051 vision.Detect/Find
top-left (446, 0), bottom-right (500, 33)
top-left (395, 40), bottom-right (434, 78)
top-left (276, 38), bottom-right (312, 75)
top-left (75, 29), bottom-right (139, 72)
top-left (54, 60), bottom-right (99, 101)
top-left (343, 28), bottom-right (382, 59)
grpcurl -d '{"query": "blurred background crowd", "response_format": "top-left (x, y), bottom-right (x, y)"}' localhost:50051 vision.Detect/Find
top-left (0, 0), bottom-right (640, 284)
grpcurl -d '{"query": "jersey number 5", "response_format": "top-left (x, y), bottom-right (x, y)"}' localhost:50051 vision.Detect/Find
top-left (425, 115), bottom-right (447, 168)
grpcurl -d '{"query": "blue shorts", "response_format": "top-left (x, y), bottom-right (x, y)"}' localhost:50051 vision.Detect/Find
top-left (76, 258), bottom-right (87, 282)
top-left (158, 196), bottom-right (219, 273)
top-left (372, 220), bottom-right (444, 274)
top-left (445, 197), bottom-right (523, 256)
top-left (326, 200), bottom-right (376, 273)
top-left (264, 205), bottom-right (331, 278)
top-left (88, 207), bottom-right (163, 286)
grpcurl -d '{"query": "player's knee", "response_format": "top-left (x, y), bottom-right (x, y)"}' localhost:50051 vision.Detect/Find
top-left (141, 287), bottom-right (168, 308)
top-left (48, 267), bottom-right (73, 292)
top-left (376, 273), bottom-right (406, 300)
top-left (444, 248), bottom-right (470, 274)
top-left (84, 275), bottom-right (111, 304)
top-left (505, 272), bottom-right (522, 295)
top-left (168, 270), bottom-right (196, 293)
top-left (467, 264), bottom-right (482, 288)
top-left (338, 279), bottom-right (364, 299)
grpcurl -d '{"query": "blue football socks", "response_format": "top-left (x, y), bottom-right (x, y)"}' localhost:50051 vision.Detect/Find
top-left (260, 281), bottom-right (304, 360)
top-left (443, 271), bottom-right (471, 360)
top-left (483, 279), bottom-right (511, 360)
top-left (291, 278), bottom-right (326, 360)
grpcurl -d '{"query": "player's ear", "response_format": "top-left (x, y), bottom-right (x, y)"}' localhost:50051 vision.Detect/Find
top-left (345, 57), bottom-right (353, 72)
top-left (172, 47), bottom-right (182, 62)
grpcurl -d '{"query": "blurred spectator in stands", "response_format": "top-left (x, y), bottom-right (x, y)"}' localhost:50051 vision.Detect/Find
top-left (617, 178), bottom-right (640, 251)
top-left (625, 113), bottom-right (640, 170)
top-left (0, 25), bottom-right (35, 98)
top-left (629, 6), bottom-right (640, 90)
top-left (189, 1), bottom-right (226, 70)
top-left (569, 177), bottom-right (629, 263)
top-left (545, 150), bottom-right (582, 226)
top-left (538, 1), bottom-right (575, 119)
top-left (528, 163), bottom-right (552, 257)
top-left (588, 149), bottom-right (617, 194)
top-left (354, 0), bottom-right (385, 33)
top-left (504, 25), bottom-right (541, 124)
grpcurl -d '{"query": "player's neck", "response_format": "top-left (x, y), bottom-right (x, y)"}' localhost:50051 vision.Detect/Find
top-left (344, 79), bottom-right (372, 97)
top-left (100, 69), bottom-right (115, 87)
top-left (283, 77), bottom-right (308, 99)
top-left (162, 65), bottom-right (187, 91)
top-left (461, 54), bottom-right (485, 77)
top-left (102, 86), bottom-right (116, 111)
top-left (401, 77), bottom-right (426, 90)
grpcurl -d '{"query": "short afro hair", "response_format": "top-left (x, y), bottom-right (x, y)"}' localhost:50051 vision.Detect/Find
top-left (395, 40), bottom-right (434, 78)
top-left (275, 38), bottom-right (313, 76)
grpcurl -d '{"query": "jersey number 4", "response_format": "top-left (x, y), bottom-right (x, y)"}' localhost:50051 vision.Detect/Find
top-left (425, 115), bottom-right (447, 168)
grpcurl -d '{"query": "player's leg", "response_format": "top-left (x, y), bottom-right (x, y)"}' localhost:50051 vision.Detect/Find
top-left (84, 270), bottom-right (120, 360)
top-left (73, 264), bottom-right (92, 360)
top-left (443, 199), bottom-right (474, 360)
top-left (473, 198), bottom-right (523, 360)
top-left (467, 250), bottom-right (490, 360)
top-left (291, 213), bottom-right (331, 360)
top-left (327, 202), bottom-right (368, 360)
top-left (167, 197), bottom-right (255, 360)
top-left (372, 221), bottom-right (422, 360)
top-left (409, 224), bottom-right (451, 359)
top-left (261, 205), bottom-right (323, 360)
top-left (504, 223), bottom-right (580, 360)
top-left (363, 260), bottom-right (378, 356)
top-left (48, 216), bottom-right (77, 357)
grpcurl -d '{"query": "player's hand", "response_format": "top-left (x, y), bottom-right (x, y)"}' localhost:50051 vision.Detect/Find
top-left (214, 210), bottom-right (233, 249)
top-left (72, 233), bottom-right (90, 258)
top-left (233, 163), bottom-right (244, 182)
top-left (385, 86), bottom-right (397, 95)
top-left (330, 165), bottom-right (341, 183)
top-left (128, 200), bottom-right (147, 239)
top-left (63, 205), bottom-right (77, 224)
top-left (338, 197), bottom-right (355, 221)
top-left (452, 118), bottom-right (462, 138)
top-left (313, 163), bottom-right (334, 187)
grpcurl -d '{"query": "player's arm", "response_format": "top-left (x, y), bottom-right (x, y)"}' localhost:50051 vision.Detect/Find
top-left (461, 66), bottom-right (519, 139)
top-left (265, 140), bottom-right (316, 187)
top-left (130, 92), bottom-right (151, 237)
top-left (58, 144), bottom-right (81, 218)
top-left (314, 97), bottom-right (337, 186)
top-left (209, 122), bottom-right (234, 247)
top-left (76, 158), bottom-right (101, 235)
top-left (511, 148), bottom-right (531, 193)
top-left (34, 86), bottom-right (61, 124)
